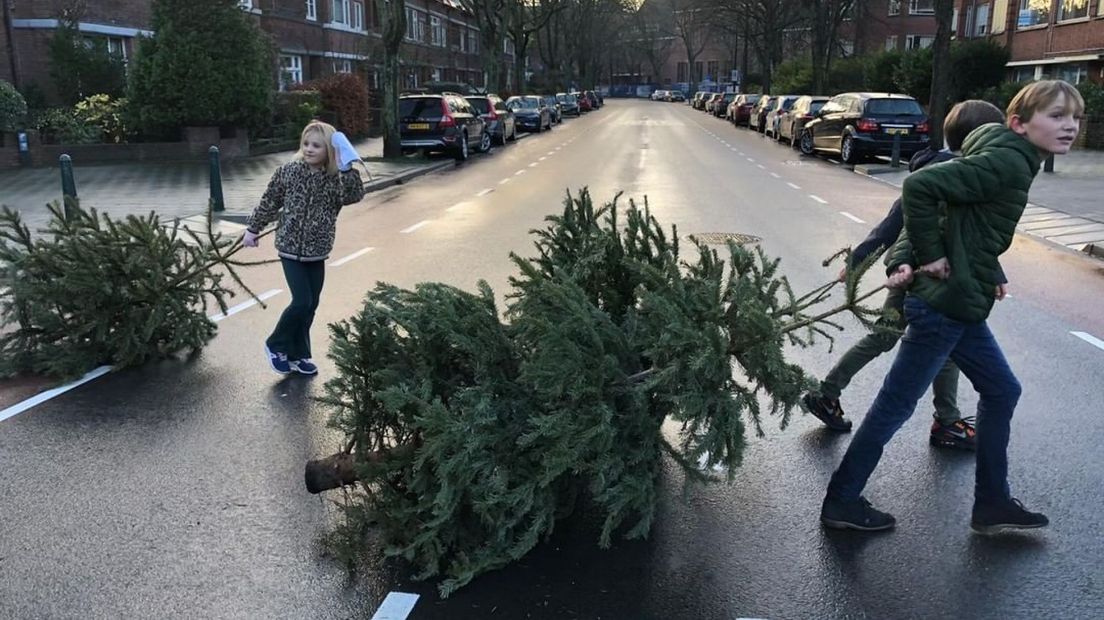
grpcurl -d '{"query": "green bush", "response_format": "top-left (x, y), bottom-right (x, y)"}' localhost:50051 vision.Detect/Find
top-left (74, 94), bottom-right (129, 143)
top-left (949, 40), bottom-right (1010, 101)
top-left (772, 60), bottom-right (813, 95)
top-left (48, 21), bottom-right (127, 105)
top-left (33, 107), bottom-right (100, 144)
top-left (128, 0), bottom-right (274, 139)
top-left (292, 73), bottom-right (372, 137)
top-left (1077, 81), bottom-right (1104, 121)
top-left (892, 47), bottom-right (933, 103)
top-left (827, 56), bottom-right (867, 94)
top-left (0, 80), bottom-right (27, 132)
top-left (979, 80), bottom-right (1033, 112)
top-left (862, 50), bottom-right (903, 93)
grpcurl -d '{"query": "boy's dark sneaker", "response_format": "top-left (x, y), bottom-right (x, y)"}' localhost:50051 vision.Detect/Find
top-left (930, 417), bottom-right (977, 451)
top-left (821, 496), bottom-right (896, 532)
top-left (290, 358), bottom-right (318, 375)
top-left (265, 344), bottom-right (291, 375)
top-left (971, 498), bottom-right (1048, 535)
top-left (803, 393), bottom-right (852, 432)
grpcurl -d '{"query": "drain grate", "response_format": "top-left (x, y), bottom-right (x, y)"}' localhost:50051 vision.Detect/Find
top-left (688, 232), bottom-right (761, 246)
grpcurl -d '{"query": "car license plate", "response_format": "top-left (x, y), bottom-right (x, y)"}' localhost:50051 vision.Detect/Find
top-left (885, 127), bottom-right (910, 135)
top-left (407, 123), bottom-right (430, 130)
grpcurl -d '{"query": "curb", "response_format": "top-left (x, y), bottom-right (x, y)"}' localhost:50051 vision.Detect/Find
top-left (853, 163), bottom-right (907, 176)
top-left (363, 159), bottom-right (455, 192)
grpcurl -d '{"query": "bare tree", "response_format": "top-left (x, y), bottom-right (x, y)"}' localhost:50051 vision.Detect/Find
top-left (801, 0), bottom-right (854, 93)
top-left (458, 0), bottom-right (510, 92)
top-left (506, 0), bottom-right (565, 93)
top-left (628, 1), bottom-right (676, 83)
top-left (667, 0), bottom-right (717, 95)
top-left (718, 0), bottom-right (806, 92)
top-left (379, 0), bottom-right (407, 157)
top-left (928, 0), bottom-right (954, 148)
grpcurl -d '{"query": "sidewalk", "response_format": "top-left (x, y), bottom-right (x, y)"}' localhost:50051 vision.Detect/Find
top-left (855, 147), bottom-right (1104, 259)
top-left (0, 137), bottom-right (451, 235)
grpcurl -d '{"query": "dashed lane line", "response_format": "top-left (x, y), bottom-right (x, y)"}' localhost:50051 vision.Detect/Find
top-left (1, 365), bottom-right (113, 423)
top-left (746, 157), bottom-right (755, 163)
top-left (757, 164), bottom-right (766, 170)
top-left (515, 169), bottom-right (526, 175)
top-left (447, 201), bottom-right (472, 211)
top-left (528, 162), bottom-right (539, 167)
top-left (209, 288), bottom-right (284, 318)
top-left (329, 246), bottom-right (376, 267)
top-left (1071, 331), bottom-right (1104, 352)
top-left (499, 178), bottom-right (511, 185)
top-left (809, 195), bottom-right (828, 205)
top-left (839, 211), bottom-right (866, 224)
top-left (770, 172), bottom-right (780, 178)
top-left (476, 188), bottom-right (494, 197)
top-left (538, 156), bottom-right (547, 161)
top-left (400, 220), bottom-right (431, 234)
top-left (787, 182), bottom-right (802, 190)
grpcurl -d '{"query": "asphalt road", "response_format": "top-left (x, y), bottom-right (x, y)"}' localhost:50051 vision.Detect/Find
top-left (2, 100), bottom-right (1103, 619)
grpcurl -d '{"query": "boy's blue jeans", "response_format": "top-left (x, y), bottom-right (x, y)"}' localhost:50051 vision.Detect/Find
top-left (826, 294), bottom-right (1021, 505)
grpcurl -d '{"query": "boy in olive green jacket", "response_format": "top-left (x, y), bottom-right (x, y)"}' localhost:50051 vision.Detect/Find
top-left (821, 81), bottom-right (1084, 534)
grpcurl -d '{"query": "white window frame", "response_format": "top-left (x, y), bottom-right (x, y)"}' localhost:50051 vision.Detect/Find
top-left (467, 30), bottom-right (478, 54)
top-left (909, 0), bottom-right (935, 15)
top-left (885, 35), bottom-right (898, 51)
top-left (1058, 0), bottom-right (1089, 21)
top-left (280, 54), bottom-right (303, 91)
top-left (405, 8), bottom-right (417, 40)
top-left (333, 59), bottom-right (353, 74)
top-left (332, 0), bottom-right (350, 26)
top-left (353, 1), bottom-right (364, 30)
top-left (430, 16), bottom-right (445, 47)
top-left (1017, 0), bottom-right (1050, 28)
top-left (306, 0), bottom-right (318, 21)
top-left (889, 0), bottom-right (901, 16)
top-left (975, 4), bottom-right (990, 36)
top-left (905, 34), bottom-right (935, 50)
top-left (459, 26), bottom-right (467, 52)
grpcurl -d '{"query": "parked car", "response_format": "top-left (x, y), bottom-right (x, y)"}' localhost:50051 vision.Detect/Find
top-left (748, 96), bottom-right (775, 133)
top-left (667, 90), bottom-right (686, 102)
top-left (466, 94), bottom-right (516, 146)
top-left (576, 91), bottom-right (593, 112)
top-left (557, 92), bottom-right (581, 116)
top-left (799, 92), bottom-right (930, 164)
top-left (583, 90), bottom-right (601, 109)
top-left (764, 95), bottom-right (799, 139)
top-left (506, 95), bottom-right (552, 132)
top-left (542, 94), bottom-right (563, 124)
top-left (713, 92), bottom-right (738, 118)
top-left (705, 93), bottom-right (724, 114)
top-left (778, 95), bottom-right (829, 147)
top-left (692, 91), bottom-right (709, 109)
top-left (651, 89), bottom-right (670, 101)
top-left (399, 93), bottom-right (488, 161)
top-left (727, 93), bottom-right (761, 125)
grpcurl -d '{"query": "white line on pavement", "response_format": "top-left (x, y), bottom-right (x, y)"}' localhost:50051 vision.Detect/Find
top-left (515, 169), bottom-right (526, 175)
top-left (746, 157), bottom-right (755, 163)
top-left (731, 147), bottom-right (739, 152)
top-left (209, 289), bottom-right (284, 319)
top-left (528, 162), bottom-right (539, 167)
top-left (739, 152), bottom-right (745, 156)
top-left (499, 178), bottom-right (511, 185)
top-left (1, 365), bottom-right (113, 423)
top-left (476, 188), bottom-right (494, 197)
top-left (538, 156), bottom-right (547, 161)
top-left (770, 172), bottom-right (780, 178)
top-left (809, 195), bottom-right (828, 205)
top-left (370, 592), bottom-right (420, 620)
top-left (839, 211), bottom-right (866, 224)
top-left (1071, 331), bottom-right (1104, 351)
top-left (756, 164), bottom-right (766, 170)
top-left (447, 201), bottom-right (472, 211)
top-left (787, 182), bottom-right (801, 190)
top-left (547, 151), bottom-right (555, 155)
top-left (401, 220), bottom-right (431, 234)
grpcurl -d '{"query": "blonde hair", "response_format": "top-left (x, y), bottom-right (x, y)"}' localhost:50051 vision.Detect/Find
top-left (1006, 80), bottom-right (1085, 124)
top-left (294, 121), bottom-right (339, 176)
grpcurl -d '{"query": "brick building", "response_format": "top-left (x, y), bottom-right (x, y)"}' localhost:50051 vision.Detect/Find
top-left (978, 0), bottom-right (1104, 84)
top-left (0, 0), bottom-right (510, 101)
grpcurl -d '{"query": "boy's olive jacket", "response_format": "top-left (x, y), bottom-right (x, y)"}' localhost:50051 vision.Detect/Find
top-left (890, 123), bottom-right (1041, 323)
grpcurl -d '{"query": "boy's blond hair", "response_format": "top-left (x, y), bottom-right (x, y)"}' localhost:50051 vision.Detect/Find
top-left (1006, 80), bottom-right (1085, 124)
top-left (944, 100), bottom-right (1005, 151)
top-left (294, 121), bottom-right (339, 176)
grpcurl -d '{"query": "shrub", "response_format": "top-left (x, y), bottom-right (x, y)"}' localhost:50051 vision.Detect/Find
top-left (128, 0), bottom-right (274, 139)
top-left (1077, 81), bottom-right (1104, 121)
top-left (892, 47), bottom-right (933, 103)
top-left (74, 94), bottom-right (129, 143)
top-left (979, 80), bottom-right (1033, 112)
top-left (772, 60), bottom-right (813, 95)
top-left (292, 73), bottom-right (372, 137)
top-left (48, 20), bottom-right (127, 105)
top-left (33, 107), bottom-right (100, 144)
top-left (0, 80), bottom-right (27, 132)
top-left (827, 56), bottom-right (866, 93)
top-left (949, 40), bottom-right (1010, 101)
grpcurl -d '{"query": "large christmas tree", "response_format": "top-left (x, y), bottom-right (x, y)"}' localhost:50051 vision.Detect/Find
top-left (308, 189), bottom-right (885, 596)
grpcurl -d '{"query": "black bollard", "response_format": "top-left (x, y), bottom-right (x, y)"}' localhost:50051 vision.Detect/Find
top-left (890, 133), bottom-right (902, 169)
top-left (59, 154), bottom-right (78, 219)
top-left (208, 146), bottom-right (225, 212)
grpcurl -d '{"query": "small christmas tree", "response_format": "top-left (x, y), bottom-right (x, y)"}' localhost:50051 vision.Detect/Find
top-left (308, 189), bottom-right (885, 596)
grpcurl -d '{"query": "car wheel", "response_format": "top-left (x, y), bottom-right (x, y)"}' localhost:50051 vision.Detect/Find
top-left (841, 134), bottom-right (858, 164)
top-left (454, 132), bottom-right (469, 161)
top-left (799, 129), bottom-right (815, 155)
top-left (478, 130), bottom-right (492, 153)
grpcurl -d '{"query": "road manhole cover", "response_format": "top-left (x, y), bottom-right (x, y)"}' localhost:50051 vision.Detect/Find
top-left (688, 232), bottom-right (761, 245)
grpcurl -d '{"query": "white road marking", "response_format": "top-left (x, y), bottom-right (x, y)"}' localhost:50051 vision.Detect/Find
top-left (746, 157), bottom-right (755, 163)
top-left (731, 147), bottom-right (739, 152)
top-left (809, 195), bottom-right (828, 204)
top-left (528, 162), bottom-right (538, 167)
top-left (476, 188), bottom-right (494, 197)
top-left (839, 211), bottom-right (866, 224)
top-left (546, 151), bottom-right (555, 155)
top-left (400, 220), bottom-right (431, 234)
top-left (757, 164), bottom-right (766, 170)
top-left (538, 156), bottom-right (547, 161)
top-left (1, 365), bottom-right (113, 423)
top-left (828, 159), bottom-right (841, 164)
top-left (739, 151), bottom-right (745, 156)
top-left (1071, 331), bottom-right (1104, 351)
top-left (370, 592), bottom-right (420, 620)
top-left (787, 182), bottom-right (801, 190)
top-left (498, 178), bottom-right (511, 185)
top-left (515, 169), bottom-right (526, 175)
top-left (770, 172), bottom-right (780, 178)
top-left (447, 201), bottom-right (472, 212)
top-left (209, 288), bottom-right (284, 319)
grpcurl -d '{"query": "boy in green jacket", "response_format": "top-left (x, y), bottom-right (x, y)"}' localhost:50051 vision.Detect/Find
top-left (821, 80), bottom-right (1084, 534)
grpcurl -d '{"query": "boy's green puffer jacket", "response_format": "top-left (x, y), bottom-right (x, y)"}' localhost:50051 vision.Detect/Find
top-left (889, 123), bottom-right (1041, 323)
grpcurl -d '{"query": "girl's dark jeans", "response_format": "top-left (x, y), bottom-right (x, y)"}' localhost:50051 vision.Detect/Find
top-left (265, 258), bottom-right (325, 361)
top-left (827, 294), bottom-right (1021, 505)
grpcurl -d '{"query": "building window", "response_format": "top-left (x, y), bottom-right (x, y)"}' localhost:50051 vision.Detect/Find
top-left (677, 62), bottom-right (687, 82)
top-left (974, 4), bottom-right (990, 36)
top-left (430, 16), bottom-right (445, 47)
top-left (405, 8), bottom-right (425, 42)
top-left (280, 54), bottom-right (303, 91)
top-left (889, 0), bottom-right (900, 15)
top-left (909, 0), bottom-right (934, 14)
top-left (83, 35), bottom-right (128, 60)
top-left (1012, 66), bottom-right (1037, 82)
top-left (885, 35), bottom-right (898, 50)
top-left (504, 38), bottom-right (514, 54)
top-left (238, 0), bottom-right (253, 9)
top-left (333, 59), bottom-right (353, 73)
top-left (467, 30), bottom-right (478, 54)
top-left (333, 0), bottom-right (351, 25)
top-left (905, 34), bottom-right (935, 49)
top-left (1017, 0), bottom-right (1049, 27)
top-left (1054, 62), bottom-right (1088, 83)
top-left (306, 0), bottom-right (317, 20)
top-left (1058, 0), bottom-right (1088, 20)
top-left (952, 8), bottom-right (959, 33)
top-left (458, 26), bottom-right (467, 52)
top-left (707, 61), bottom-right (719, 81)
top-left (353, 1), bottom-right (364, 29)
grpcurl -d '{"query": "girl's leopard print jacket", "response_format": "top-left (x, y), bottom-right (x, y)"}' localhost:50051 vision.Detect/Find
top-left (247, 161), bottom-right (365, 261)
